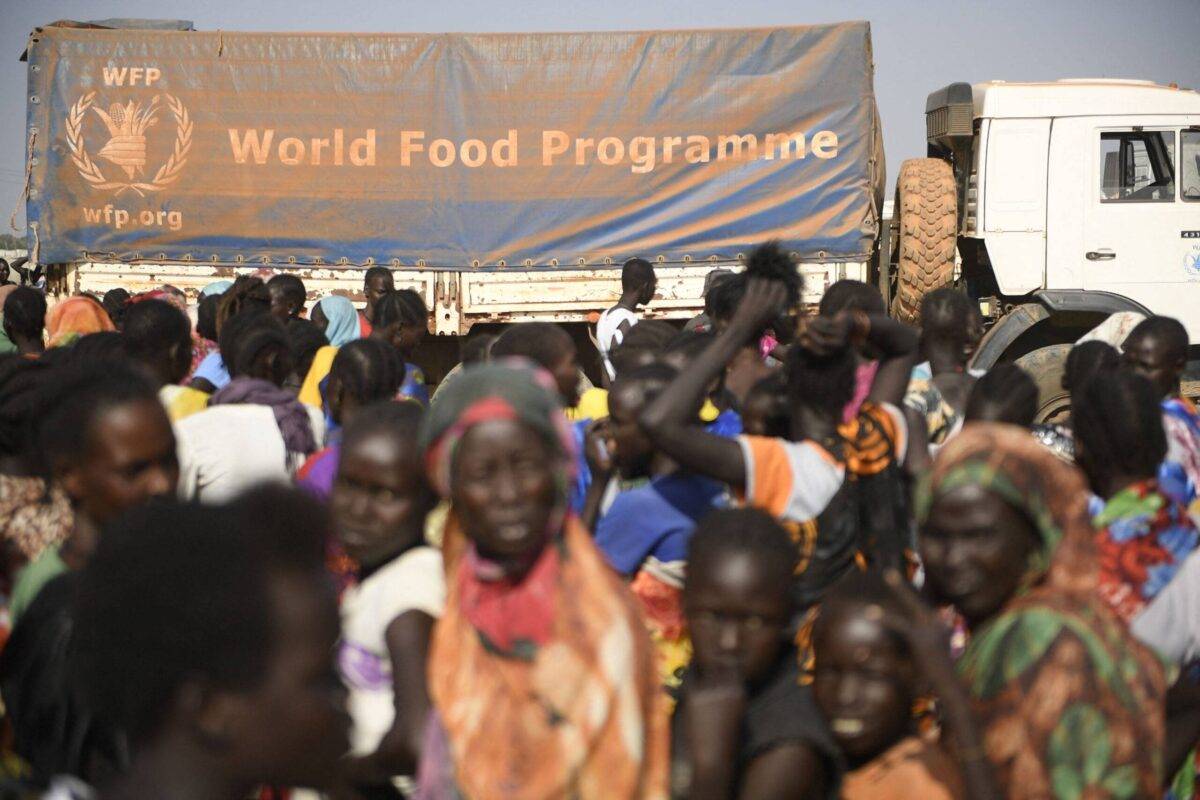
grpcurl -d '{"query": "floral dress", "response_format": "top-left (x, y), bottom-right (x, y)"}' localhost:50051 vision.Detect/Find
top-left (1092, 480), bottom-right (1200, 623)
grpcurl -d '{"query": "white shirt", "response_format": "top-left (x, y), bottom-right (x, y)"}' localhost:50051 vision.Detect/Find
top-left (175, 403), bottom-right (325, 503)
top-left (1132, 547), bottom-right (1200, 665)
top-left (340, 546), bottom-right (445, 756)
top-left (596, 306), bottom-right (640, 380)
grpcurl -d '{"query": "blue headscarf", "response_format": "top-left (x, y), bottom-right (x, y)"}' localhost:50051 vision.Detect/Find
top-left (200, 280), bottom-right (233, 297)
top-left (317, 295), bottom-right (360, 347)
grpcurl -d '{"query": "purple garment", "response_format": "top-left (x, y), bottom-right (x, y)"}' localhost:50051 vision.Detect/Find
top-left (338, 638), bottom-right (390, 691)
top-left (209, 376), bottom-right (316, 455)
top-left (298, 444), bottom-right (340, 502)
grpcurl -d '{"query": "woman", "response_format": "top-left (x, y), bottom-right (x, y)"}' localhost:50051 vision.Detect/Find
top-left (176, 310), bottom-right (324, 502)
top-left (1074, 370), bottom-right (1200, 622)
top-left (918, 424), bottom-right (1165, 799)
top-left (297, 338), bottom-right (405, 501)
top-left (44, 295), bottom-right (115, 349)
top-left (416, 363), bottom-right (667, 799)
top-left (298, 294), bottom-right (361, 407)
top-left (371, 289), bottom-right (430, 406)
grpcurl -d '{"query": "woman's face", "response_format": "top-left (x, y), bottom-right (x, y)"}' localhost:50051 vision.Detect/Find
top-left (813, 605), bottom-right (913, 766)
top-left (63, 398), bottom-right (179, 528)
top-left (311, 304), bottom-right (329, 334)
top-left (684, 551), bottom-right (790, 685)
top-left (451, 419), bottom-right (558, 573)
top-left (333, 432), bottom-right (433, 571)
top-left (920, 483), bottom-right (1041, 629)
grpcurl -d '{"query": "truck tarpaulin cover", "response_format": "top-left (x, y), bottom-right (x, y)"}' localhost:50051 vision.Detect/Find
top-left (26, 22), bottom-right (882, 268)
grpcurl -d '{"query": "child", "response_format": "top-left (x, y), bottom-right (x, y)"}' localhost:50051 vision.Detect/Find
top-left (813, 570), bottom-right (998, 800)
top-left (332, 401), bottom-right (443, 795)
top-left (589, 364), bottom-right (724, 691)
top-left (672, 508), bottom-right (840, 800)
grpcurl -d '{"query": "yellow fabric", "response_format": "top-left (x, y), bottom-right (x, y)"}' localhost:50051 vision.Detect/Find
top-left (566, 387), bottom-right (609, 421)
top-left (163, 386), bottom-right (210, 422)
top-left (299, 345), bottom-right (338, 408)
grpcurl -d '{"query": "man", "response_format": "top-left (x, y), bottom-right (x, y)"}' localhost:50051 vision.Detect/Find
top-left (267, 273), bottom-right (307, 322)
top-left (360, 266), bottom-right (395, 336)
top-left (1123, 315), bottom-right (1200, 521)
top-left (596, 257), bottom-right (656, 382)
top-left (123, 298), bottom-right (211, 421)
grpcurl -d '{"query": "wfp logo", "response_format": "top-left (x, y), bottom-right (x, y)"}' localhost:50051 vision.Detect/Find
top-left (1186, 249), bottom-right (1200, 281)
top-left (65, 91), bottom-right (191, 197)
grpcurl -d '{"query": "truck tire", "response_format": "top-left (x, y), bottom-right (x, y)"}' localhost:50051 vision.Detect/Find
top-left (1014, 343), bottom-right (1073, 424)
top-left (890, 158), bottom-right (957, 324)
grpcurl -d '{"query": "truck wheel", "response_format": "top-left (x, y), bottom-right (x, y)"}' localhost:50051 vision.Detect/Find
top-left (1014, 344), bottom-right (1073, 424)
top-left (890, 158), bottom-right (957, 324)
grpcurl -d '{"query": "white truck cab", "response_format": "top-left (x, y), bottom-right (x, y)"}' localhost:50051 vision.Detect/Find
top-left (885, 79), bottom-right (1200, 419)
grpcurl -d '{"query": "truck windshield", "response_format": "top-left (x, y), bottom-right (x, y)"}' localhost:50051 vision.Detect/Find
top-left (1099, 130), bottom-right (1175, 202)
top-left (1183, 129), bottom-right (1200, 202)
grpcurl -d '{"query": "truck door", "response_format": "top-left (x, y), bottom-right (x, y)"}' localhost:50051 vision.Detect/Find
top-left (1083, 124), bottom-right (1200, 340)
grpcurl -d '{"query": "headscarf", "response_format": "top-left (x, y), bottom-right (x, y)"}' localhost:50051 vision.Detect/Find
top-left (916, 422), bottom-right (1097, 596)
top-left (200, 280), bottom-right (233, 297)
top-left (419, 361), bottom-right (576, 500)
top-left (45, 297), bottom-right (115, 349)
top-left (316, 295), bottom-right (360, 348)
top-left (417, 362), bottom-right (667, 798)
top-left (916, 423), bottom-right (1165, 799)
top-left (128, 288), bottom-right (187, 312)
top-left (209, 376), bottom-right (316, 456)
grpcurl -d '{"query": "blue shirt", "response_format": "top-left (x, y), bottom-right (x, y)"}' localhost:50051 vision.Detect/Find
top-left (193, 351), bottom-right (230, 390)
top-left (595, 473), bottom-right (724, 577)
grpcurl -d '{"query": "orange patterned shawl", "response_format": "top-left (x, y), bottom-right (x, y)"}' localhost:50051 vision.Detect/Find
top-left (426, 512), bottom-right (669, 800)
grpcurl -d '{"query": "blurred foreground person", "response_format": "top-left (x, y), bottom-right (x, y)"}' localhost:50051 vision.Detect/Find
top-left (71, 489), bottom-right (351, 800)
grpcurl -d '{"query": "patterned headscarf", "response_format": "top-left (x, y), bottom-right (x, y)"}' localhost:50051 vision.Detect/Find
top-left (915, 422), bottom-right (1097, 596)
top-left (918, 429), bottom-right (1165, 800)
top-left (316, 295), bottom-right (360, 348)
top-left (45, 296), bottom-right (115, 349)
top-left (419, 361), bottom-right (576, 499)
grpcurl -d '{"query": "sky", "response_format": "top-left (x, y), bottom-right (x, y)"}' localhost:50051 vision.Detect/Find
top-left (0, 0), bottom-right (1197, 233)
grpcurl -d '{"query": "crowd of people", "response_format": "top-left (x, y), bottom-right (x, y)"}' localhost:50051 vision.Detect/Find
top-left (0, 242), bottom-right (1199, 800)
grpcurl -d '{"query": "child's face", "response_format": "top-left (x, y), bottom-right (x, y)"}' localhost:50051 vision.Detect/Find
top-left (684, 552), bottom-right (791, 685)
top-left (333, 432), bottom-right (434, 571)
top-left (812, 605), bottom-right (914, 765)
top-left (608, 382), bottom-right (654, 478)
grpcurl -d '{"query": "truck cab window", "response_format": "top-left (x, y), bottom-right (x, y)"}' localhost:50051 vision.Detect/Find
top-left (1182, 130), bottom-right (1200, 202)
top-left (1099, 130), bottom-right (1175, 202)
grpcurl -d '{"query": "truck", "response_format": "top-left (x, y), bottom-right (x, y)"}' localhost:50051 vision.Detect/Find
top-left (883, 79), bottom-right (1200, 419)
top-left (20, 20), bottom-right (1200, 403)
top-left (20, 19), bottom-right (884, 381)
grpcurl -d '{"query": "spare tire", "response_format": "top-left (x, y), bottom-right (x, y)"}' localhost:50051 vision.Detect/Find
top-left (890, 158), bottom-right (957, 324)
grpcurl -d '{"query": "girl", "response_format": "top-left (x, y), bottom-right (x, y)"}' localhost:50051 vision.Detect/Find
top-left (333, 402), bottom-right (442, 795)
top-left (673, 508), bottom-right (839, 800)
